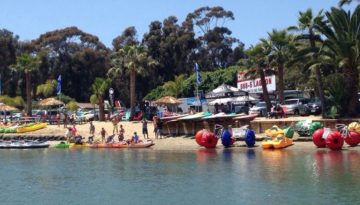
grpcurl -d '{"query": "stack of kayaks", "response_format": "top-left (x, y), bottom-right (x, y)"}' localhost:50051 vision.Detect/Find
top-left (0, 125), bottom-right (20, 133)
top-left (262, 125), bottom-right (293, 149)
top-left (90, 140), bottom-right (154, 148)
top-left (0, 140), bottom-right (49, 149)
top-left (16, 123), bottom-right (47, 133)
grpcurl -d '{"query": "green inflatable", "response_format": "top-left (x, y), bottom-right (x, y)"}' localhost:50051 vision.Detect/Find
top-left (295, 120), bottom-right (323, 136)
top-left (283, 127), bottom-right (294, 138)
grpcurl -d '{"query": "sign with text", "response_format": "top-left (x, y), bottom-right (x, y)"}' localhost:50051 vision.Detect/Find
top-left (237, 71), bottom-right (276, 93)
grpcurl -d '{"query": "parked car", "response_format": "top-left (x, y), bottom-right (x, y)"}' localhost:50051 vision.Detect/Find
top-left (305, 99), bottom-right (322, 115)
top-left (282, 98), bottom-right (311, 115)
top-left (249, 101), bottom-right (276, 117)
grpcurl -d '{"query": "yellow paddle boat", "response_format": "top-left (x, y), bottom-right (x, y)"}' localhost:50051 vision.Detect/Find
top-left (262, 135), bottom-right (293, 149)
top-left (264, 125), bottom-right (284, 137)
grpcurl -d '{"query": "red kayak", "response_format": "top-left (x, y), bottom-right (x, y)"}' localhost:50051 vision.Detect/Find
top-left (89, 140), bottom-right (154, 148)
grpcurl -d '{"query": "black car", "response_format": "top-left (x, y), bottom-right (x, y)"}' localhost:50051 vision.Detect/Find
top-left (306, 99), bottom-right (322, 115)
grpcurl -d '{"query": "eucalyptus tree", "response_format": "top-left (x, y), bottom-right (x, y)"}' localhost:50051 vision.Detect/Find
top-left (90, 78), bottom-right (111, 121)
top-left (288, 9), bottom-right (327, 117)
top-left (314, 6), bottom-right (360, 116)
top-left (0, 29), bottom-right (19, 96)
top-left (11, 53), bottom-right (41, 116)
top-left (33, 27), bottom-right (109, 101)
top-left (108, 45), bottom-right (157, 115)
top-left (185, 6), bottom-right (241, 70)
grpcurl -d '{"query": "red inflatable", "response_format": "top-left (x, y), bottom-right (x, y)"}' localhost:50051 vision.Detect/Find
top-left (325, 131), bottom-right (344, 150)
top-left (345, 131), bottom-right (360, 147)
top-left (312, 129), bottom-right (326, 148)
top-left (201, 132), bottom-right (218, 149)
top-left (195, 129), bottom-right (207, 146)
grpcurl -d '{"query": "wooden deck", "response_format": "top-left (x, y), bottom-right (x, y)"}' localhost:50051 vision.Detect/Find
top-left (250, 117), bottom-right (357, 133)
top-left (163, 115), bottom-right (359, 136)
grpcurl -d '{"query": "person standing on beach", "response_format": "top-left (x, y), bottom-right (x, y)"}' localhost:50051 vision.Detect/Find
top-left (118, 124), bottom-right (125, 142)
top-left (141, 118), bottom-right (149, 139)
top-left (89, 121), bottom-right (95, 135)
top-left (153, 115), bottom-right (158, 139)
top-left (100, 127), bottom-right (107, 143)
top-left (63, 113), bottom-right (68, 128)
top-left (156, 119), bottom-right (163, 139)
top-left (112, 116), bottom-right (119, 134)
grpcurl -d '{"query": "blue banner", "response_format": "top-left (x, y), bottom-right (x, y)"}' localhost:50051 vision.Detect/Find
top-left (56, 75), bottom-right (61, 95)
top-left (195, 63), bottom-right (201, 84)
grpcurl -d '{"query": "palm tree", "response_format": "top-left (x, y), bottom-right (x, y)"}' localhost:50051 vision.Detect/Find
top-left (90, 78), bottom-right (111, 121)
top-left (289, 9), bottom-right (327, 117)
top-left (36, 79), bottom-right (57, 97)
top-left (261, 30), bottom-right (294, 104)
top-left (162, 74), bottom-right (186, 97)
top-left (108, 45), bottom-right (157, 117)
top-left (314, 6), bottom-right (360, 116)
top-left (11, 53), bottom-right (41, 116)
top-left (242, 44), bottom-right (273, 113)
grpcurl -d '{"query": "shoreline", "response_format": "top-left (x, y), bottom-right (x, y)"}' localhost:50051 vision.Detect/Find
top-left (2, 121), bottom-right (358, 151)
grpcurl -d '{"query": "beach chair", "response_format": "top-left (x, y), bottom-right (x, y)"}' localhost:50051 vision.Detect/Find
top-left (121, 112), bottom-right (131, 121)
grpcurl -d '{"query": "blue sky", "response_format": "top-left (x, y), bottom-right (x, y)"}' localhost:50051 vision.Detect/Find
top-left (0, 0), bottom-right (351, 48)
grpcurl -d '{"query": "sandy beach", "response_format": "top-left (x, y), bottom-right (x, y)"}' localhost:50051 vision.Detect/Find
top-left (22, 120), bottom-right (360, 151)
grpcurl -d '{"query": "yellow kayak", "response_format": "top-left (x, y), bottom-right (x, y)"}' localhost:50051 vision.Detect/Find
top-left (69, 143), bottom-right (90, 148)
top-left (16, 123), bottom-right (47, 133)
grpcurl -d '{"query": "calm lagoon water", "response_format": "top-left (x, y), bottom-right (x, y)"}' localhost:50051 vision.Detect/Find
top-left (0, 148), bottom-right (359, 205)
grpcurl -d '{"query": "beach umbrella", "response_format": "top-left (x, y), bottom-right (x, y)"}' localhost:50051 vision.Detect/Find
top-left (154, 96), bottom-right (181, 105)
top-left (38, 97), bottom-right (64, 106)
top-left (0, 103), bottom-right (18, 111)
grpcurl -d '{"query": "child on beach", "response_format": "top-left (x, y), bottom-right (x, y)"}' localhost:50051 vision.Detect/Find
top-left (118, 124), bottom-right (125, 142)
top-left (156, 119), bottom-right (163, 139)
top-left (112, 116), bottom-right (119, 134)
top-left (132, 132), bottom-right (139, 143)
top-left (89, 121), bottom-right (95, 135)
top-left (141, 119), bottom-right (149, 139)
top-left (100, 127), bottom-right (107, 143)
top-left (153, 115), bottom-right (158, 139)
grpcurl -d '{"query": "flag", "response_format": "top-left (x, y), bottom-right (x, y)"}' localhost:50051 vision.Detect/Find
top-left (56, 75), bottom-right (61, 95)
top-left (195, 63), bottom-right (201, 84)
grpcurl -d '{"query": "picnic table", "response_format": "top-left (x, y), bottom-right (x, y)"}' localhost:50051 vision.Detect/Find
top-left (20, 117), bottom-right (41, 123)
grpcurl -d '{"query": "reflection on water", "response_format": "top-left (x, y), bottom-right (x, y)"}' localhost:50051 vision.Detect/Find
top-left (0, 148), bottom-right (360, 205)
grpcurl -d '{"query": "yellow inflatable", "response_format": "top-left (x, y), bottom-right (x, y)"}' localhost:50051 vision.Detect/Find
top-left (348, 122), bottom-right (360, 133)
top-left (16, 123), bottom-right (47, 133)
top-left (265, 125), bottom-right (284, 137)
top-left (262, 135), bottom-right (293, 149)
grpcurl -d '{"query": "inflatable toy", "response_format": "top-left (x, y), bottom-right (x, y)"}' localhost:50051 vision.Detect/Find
top-left (284, 127), bottom-right (294, 138)
top-left (265, 125), bottom-right (284, 137)
top-left (221, 129), bottom-right (233, 147)
top-left (295, 120), bottom-right (323, 136)
top-left (262, 135), bottom-right (293, 149)
top-left (325, 131), bottom-right (344, 150)
top-left (348, 122), bottom-right (360, 133)
top-left (344, 131), bottom-right (360, 147)
top-left (312, 128), bottom-right (326, 148)
top-left (244, 129), bottom-right (256, 147)
top-left (195, 129), bottom-right (207, 146)
top-left (201, 132), bottom-right (218, 149)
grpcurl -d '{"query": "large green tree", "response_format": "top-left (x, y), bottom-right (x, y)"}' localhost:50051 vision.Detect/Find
top-left (108, 45), bottom-right (157, 116)
top-left (314, 6), bottom-right (360, 116)
top-left (289, 9), bottom-right (327, 117)
top-left (11, 53), bottom-right (41, 116)
top-left (261, 30), bottom-right (294, 103)
top-left (33, 27), bottom-right (109, 101)
top-left (242, 44), bottom-right (273, 113)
